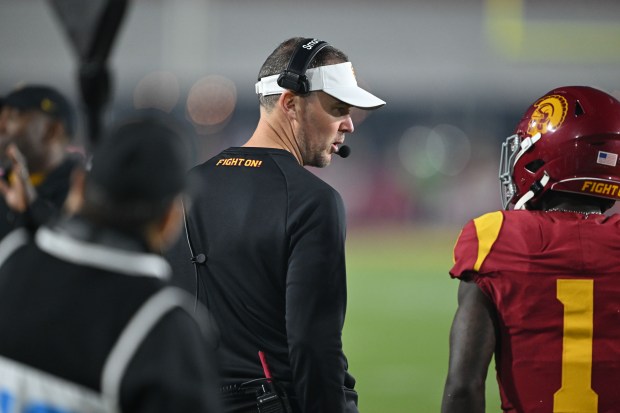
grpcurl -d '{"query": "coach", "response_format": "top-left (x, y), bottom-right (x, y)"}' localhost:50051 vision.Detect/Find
top-left (167, 37), bottom-right (385, 413)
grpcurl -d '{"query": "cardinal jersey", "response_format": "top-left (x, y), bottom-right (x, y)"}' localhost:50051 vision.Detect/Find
top-left (451, 210), bottom-right (620, 413)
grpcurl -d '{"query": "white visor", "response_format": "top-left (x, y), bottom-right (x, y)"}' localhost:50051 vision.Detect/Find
top-left (255, 62), bottom-right (386, 109)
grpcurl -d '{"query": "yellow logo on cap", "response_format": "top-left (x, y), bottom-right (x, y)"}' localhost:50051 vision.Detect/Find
top-left (527, 95), bottom-right (568, 136)
top-left (41, 98), bottom-right (56, 113)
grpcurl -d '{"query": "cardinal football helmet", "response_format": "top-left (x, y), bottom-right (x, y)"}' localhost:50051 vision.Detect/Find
top-left (499, 86), bottom-right (620, 210)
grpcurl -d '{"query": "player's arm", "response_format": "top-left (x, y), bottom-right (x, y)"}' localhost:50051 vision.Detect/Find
top-left (441, 279), bottom-right (497, 413)
top-left (286, 189), bottom-right (349, 413)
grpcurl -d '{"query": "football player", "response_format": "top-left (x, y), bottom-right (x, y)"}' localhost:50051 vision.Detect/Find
top-left (442, 86), bottom-right (620, 413)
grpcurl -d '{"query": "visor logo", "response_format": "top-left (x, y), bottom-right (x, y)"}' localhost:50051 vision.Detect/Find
top-left (527, 95), bottom-right (568, 136)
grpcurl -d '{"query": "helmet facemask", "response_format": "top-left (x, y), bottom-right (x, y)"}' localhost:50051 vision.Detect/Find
top-left (499, 134), bottom-right (519, 209)
top-left (499, 132), bottom-right (544, 210)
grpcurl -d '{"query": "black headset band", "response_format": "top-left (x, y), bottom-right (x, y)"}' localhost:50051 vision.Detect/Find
top-left (277, 38), bottom-right (330, 94)
top-left (287, 38), bottom-right (329, 76)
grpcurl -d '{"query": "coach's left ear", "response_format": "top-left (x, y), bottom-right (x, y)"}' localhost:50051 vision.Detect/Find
top-left (278, 90), bottom-right (300, 122)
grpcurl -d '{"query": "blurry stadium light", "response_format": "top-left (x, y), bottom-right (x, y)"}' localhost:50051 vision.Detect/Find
top-left (398, 126), bottom-right (436, 179)
top-left (186, 75), bottom-right (237, 133)
top-left (398, 124), bottom-right (471, 178)
top-left (133, 71), bottom-right (180, 113)
top-left (427, 124), bottom-right (471, 176)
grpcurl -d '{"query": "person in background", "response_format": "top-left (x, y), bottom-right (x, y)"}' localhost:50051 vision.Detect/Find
top-left (0, 84), bottom-right (83, 239)
top-left (0, 115), bottom-right (222, 413)
top-left (442, 86), bottom-right (620, 413)
top-left (166, 37), bottom-right (385, 413)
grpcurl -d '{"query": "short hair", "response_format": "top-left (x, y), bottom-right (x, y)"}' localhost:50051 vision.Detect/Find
top-left (257, 37), bottom-right (349, 109)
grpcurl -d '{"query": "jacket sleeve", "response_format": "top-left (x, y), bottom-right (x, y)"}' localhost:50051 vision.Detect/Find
top-left (286, 187), bottom-right (351, 413)
top-left (119, 308), bottom-right (223, 413)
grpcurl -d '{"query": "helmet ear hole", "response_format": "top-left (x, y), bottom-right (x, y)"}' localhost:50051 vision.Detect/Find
top-left (525, 159), bottom-right (545, 173)
top-left (575, 100), bottom-right (585, 117)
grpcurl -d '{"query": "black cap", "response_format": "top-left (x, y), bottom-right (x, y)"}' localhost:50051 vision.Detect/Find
top-left (4, 85), bottom-right (76, 136)
top-left (88, 115), bottom-right (190, 203)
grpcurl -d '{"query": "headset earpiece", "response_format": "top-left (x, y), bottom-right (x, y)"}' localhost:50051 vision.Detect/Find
top-left (276, 38), bottom-right (329, 94)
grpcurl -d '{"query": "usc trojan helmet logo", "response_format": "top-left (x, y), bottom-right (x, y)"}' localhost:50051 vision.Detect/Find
top-left (527, 95), bottom-right (568, 136)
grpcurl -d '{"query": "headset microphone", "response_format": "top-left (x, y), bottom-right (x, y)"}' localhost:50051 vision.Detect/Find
top-left (336, 145), bottom-right (351, 158)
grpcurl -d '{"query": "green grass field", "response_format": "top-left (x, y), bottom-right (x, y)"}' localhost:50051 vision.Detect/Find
top-left (342, 225), bottom-right (501, 412)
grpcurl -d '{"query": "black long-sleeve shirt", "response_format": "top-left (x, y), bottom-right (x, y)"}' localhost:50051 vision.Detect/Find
top-left (168, 147), bottom-right (356, 412)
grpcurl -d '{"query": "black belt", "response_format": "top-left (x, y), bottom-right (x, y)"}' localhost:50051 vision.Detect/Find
top-left (220, 379), bottom-right (293, 413)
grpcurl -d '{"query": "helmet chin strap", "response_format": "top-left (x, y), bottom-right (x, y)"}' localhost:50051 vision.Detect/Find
top-left (514, 171), bottom-right (550, 210)
top-left (513, 133), bottom-right (542, 166)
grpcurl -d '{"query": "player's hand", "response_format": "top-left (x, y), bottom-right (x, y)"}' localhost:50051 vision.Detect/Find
top-left (0, 144), bottom-right (37, 212)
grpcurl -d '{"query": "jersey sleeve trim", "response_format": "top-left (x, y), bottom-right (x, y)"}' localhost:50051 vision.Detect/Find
top-left (472, 211), bottom-right (504, 271)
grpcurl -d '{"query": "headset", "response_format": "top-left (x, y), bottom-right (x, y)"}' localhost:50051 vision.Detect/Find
top-left (276, 38), bottom-right (329, 94)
